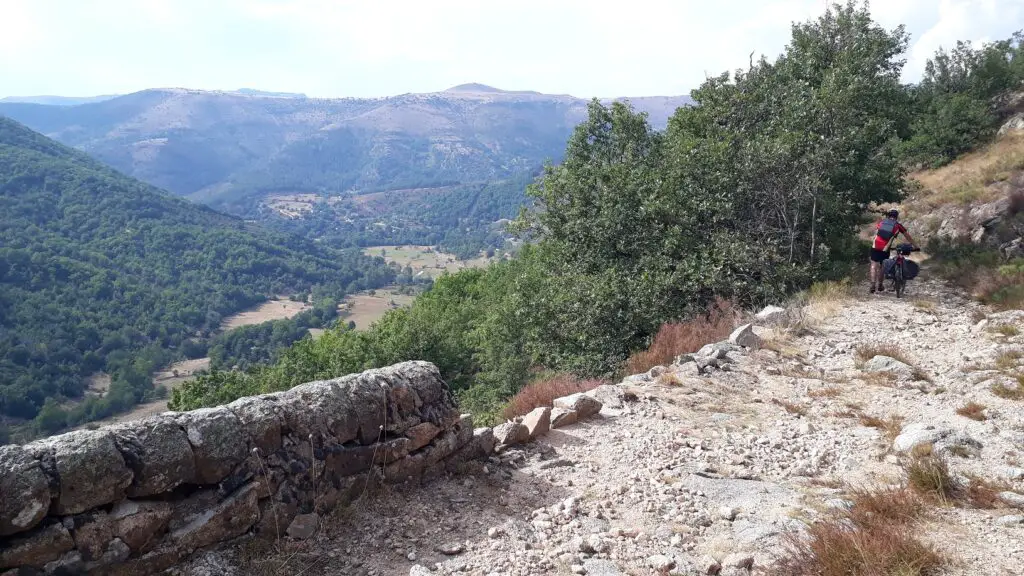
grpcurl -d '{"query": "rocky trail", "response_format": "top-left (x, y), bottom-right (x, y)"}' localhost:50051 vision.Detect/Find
top-left (180, 276), bottom-right (1024, 576)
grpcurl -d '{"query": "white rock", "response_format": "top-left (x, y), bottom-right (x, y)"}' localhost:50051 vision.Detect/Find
top-left (729, 324), bottom-right (762, 348)
top-left (755, 305), bottom-right (787, 324)
top-left (553, 393), bottom-right (603, 419)
top-left (1000, 492), bottom-right (1024, 509)
top-left (551, 407), bottom-right (578, 429)
top-left (995, 514), bottom-right (1024, 526)
top-left (410, 565), bottom-right (432, 576)
top-left (863, 355), bottom-right (914, 377)
top-left (892, 423), bottom-right (950, 452)
top-left (719, 506), bottom-right (738, 521)
top-left (647, 554), bottom-right (675, 572)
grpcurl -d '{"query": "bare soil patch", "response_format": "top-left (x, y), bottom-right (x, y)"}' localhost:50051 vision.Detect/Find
top-left (221, 298), bottom-right (311, 330)
top-left (340, 288), bottom-right (416, 330)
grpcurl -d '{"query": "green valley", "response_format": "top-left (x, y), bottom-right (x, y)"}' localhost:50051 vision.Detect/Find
top-left (0, 116), bottom-right (397, 438)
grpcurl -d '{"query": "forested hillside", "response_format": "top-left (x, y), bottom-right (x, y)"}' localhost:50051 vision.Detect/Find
top-left (171, 5), bottom-right (1024, 424)
top-left (0, 117), bottom-right (394, 433)
top-left (0, 87), bottom-right (690, 259)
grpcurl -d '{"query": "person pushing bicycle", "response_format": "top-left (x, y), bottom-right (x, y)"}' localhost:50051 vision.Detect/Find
top-left (870, 209), bottom-right (916, 294)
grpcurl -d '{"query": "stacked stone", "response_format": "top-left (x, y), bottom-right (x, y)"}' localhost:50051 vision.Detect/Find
top-left (0, 361), bottom-right (487, 575)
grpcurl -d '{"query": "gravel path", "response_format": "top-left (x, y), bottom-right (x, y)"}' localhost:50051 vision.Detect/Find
top-left (179, 277), bottom-right (1024, 576)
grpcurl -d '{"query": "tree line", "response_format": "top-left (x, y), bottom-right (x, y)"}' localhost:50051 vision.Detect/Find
top-left (0, 117), bottom-right (397, 439)
top-left (170, 2), bottom-right (1021, 420)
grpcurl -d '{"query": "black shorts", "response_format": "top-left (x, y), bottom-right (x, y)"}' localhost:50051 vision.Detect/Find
top-left (870, 248), bottom-right (890, 263)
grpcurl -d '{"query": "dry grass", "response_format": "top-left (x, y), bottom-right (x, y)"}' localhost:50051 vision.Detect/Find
top-left (955, 401), bottom-right (988, 421)
top-left (994, 350), bottom-right (1023, 371)
top-left (846, 486), bottom-right (926, 527)
top-left (859, 413), bottom-right (905, 443)
top-left (992, 324), bottom-right (1021, 337)
top-left (624, 298), bottom-right (736, 374)
top-left (501, 374), bottom-right (603, 420)
top-left (772, 398), bottom-right (809, 416)
top-left (904, 450), bottom-right (957, 503)
top-left (800, 279), bottom-right (854, 326)
top-left (855, 343), bottom-right (913, 366)
top-left (861, 371), bottom-right (898, 387)
top-left (964, 475), bottom-right (1011, 509)
top-left (808, 387), bottom-right (843, 399)
top-left (991, 380), bottom-right (1024, 400)
top-left (912, 299), bottom-right (937, 312)
top-left (908, 132), bottom-right (1024, 214)
top-left (772, 486), bottom-right (944, 576)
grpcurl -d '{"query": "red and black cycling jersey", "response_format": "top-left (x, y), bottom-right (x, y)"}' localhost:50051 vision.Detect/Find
top-left (873, 219), bottom-right (906, 251)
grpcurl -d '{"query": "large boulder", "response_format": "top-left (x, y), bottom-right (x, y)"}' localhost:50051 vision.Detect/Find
top-left (551, 408), bottom-right (578, 429)
top-left (863, 355), bottom-right (915, 378)
top-left (893, 423), bottom-right (951, 453)
top-left (999, 112), bottom-right (1024, 136)
top-left (493, 422), bottom-right (529, 447)
top-left (174, 407), bottom-right (248, 485)
top-left (729, 324), bottom-right (762, 348)
top-left (26, 430), bottom-right (134, 515)
top-left (522, 407), bottom-right (551, 440)
top-left (109, 415), bottom-right (196, 497)
top-left (755, 306), bottom-right (787, 325)
top-left (0, 522), bottom-right (75, 569)
top-left (110, 500), bottom-right (174, 553)
top-left (169, 483), bottom-right (259, 550)
top-left (225, 394), bottom-right (285, 454)
top-left (553, 393), bottom-right (603, 419)
top-left (0, 445), bottom-right (51, 536)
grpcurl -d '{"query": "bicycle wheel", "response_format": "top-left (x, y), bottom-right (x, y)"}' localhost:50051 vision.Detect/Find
top-left (895, 264), bottom-right (905, 298)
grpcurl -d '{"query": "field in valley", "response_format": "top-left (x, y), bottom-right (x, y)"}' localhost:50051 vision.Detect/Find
top-left (339, 288), bottom-right (416, 330)
top-left (366, 245), bottom-right (493, 279)
top-left (220, 297), bottom-right (311, 329)
top-left (74, 301), bottom-right (310, 428)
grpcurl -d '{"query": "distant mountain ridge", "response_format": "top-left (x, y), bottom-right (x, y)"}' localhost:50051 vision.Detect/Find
top-left (0, 94), bottom-right (121, 106)
top-left (0, 84), bottom-right (692, 211)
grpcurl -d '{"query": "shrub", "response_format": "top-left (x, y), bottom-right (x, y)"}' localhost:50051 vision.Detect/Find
top-left (904, 450), bottom-right (956, 502)
top-left (955, 401), bottom-right (988, 421)
top-left (623, 298), bottom-right (736, 375)
top-left (773, 486), bottom-right (942, 576)
top-left (855, 343), bottom-right (913, 366)
top-left (859, 413), bottom-right (905, 442)
top-left (500, 374), bottom-right (603, 420)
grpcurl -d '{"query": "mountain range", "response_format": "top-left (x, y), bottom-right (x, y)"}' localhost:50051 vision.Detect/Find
top-left (0, 84), bottom-right (692, 213)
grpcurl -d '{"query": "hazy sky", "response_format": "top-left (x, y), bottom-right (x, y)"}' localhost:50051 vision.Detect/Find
top-left (0, 0), bottom-right (1021, 99)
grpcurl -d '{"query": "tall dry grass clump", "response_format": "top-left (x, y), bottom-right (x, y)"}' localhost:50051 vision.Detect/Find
top-left (624, 298), bottom-right (736, 375)
top-left (501, 374), bottom-right (603, 420)
top-left (771, 486), bottom-right (944, 576)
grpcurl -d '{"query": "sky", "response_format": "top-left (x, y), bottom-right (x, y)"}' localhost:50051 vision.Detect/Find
top-left (0, 0), bottom-right (1022, 99)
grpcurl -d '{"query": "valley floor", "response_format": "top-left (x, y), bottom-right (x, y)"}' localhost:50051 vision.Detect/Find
top-left (178, 276), bottom-right (1024, 576)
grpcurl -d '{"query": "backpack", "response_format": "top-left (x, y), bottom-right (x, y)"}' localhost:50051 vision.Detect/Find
top-left (877, 219), bottom-right (899, 242)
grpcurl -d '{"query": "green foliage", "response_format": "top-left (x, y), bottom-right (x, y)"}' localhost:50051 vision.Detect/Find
top-left (0, 116), bottom-right (395, 428)
top-left (207, 300), bottom-right (339, 371)
top-left (901, 31), bottom-right (1024, 167)
top-left (170, 2), bottom-right (912, 417)
top-left (249, 178), bottom-right (533, 260)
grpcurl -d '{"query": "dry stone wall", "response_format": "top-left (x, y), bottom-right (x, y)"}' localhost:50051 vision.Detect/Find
top-left (0, 361), bottom-right (494, 575)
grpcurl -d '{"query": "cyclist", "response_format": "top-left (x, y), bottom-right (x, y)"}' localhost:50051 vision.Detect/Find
top-left (870, 209), bottom-right (916, 294)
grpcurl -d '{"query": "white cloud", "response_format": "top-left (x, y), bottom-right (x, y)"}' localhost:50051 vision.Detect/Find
top-left (0, 0), bottom-right (1022, 97)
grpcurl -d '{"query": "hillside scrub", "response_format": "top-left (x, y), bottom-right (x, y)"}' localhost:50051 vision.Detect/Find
top-left (170, 2), bottom-right (918, 420)
top-left (899, 32), bottom-right (1024, 169)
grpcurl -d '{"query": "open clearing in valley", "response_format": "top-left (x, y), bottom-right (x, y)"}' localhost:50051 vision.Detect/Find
top-left (220, 297), bottom-right (311, 330)
top-left (365, 245), bottom-right (493, 279)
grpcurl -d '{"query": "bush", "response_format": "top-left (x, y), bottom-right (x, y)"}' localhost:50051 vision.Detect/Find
top-left (773, 486), bottom-right (942, 576)
top-left (623, 299), bottom-right (736, 375)
top-left (501, 373), bottom-right (604, 421)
